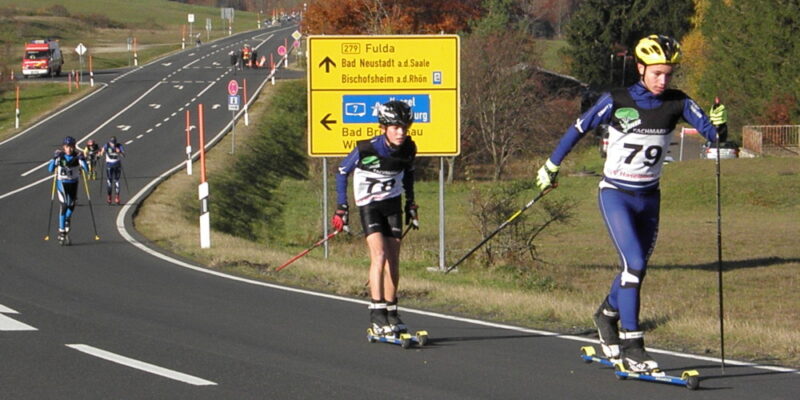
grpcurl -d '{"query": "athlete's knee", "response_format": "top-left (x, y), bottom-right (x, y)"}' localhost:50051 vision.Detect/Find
top-left (620, 268), bottom-right (645, 288)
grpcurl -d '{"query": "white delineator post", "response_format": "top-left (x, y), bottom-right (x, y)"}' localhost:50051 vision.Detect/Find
top-left (185, 110), bottom-right (192, 175)
top-left (243, 78), bottom-right (249, 126)
top-left (15, 85), bottom-right (20, 129)
top-left (198, 104), bottom-right (210, 248)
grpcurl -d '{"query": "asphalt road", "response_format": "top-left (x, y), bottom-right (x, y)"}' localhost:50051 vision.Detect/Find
top-left (1, 26), bottom-right (798, 399)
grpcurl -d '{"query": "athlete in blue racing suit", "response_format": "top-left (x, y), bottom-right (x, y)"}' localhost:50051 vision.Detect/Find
top-left (536, 35), bottom-right (720, 373)
top-left (100, 136), bottom-right (125, 204)
top-left (333, 100), bottom-right (418, 337)
top-left (48, 136), bottom-right (89, 240)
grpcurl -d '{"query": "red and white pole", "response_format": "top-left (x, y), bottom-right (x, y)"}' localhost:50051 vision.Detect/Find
top-left (89, 54), bottom-right (94, 87)
top-left (185, 110), bottom-right (192, 175)
top-left (243, 78), bottom-right (249, 126)
top-left (198, 104), bottom-right (210, 248)
top-left (284, 37), bottom-right (289, 68)
top-left (15, 85), bottom-right (20, 129)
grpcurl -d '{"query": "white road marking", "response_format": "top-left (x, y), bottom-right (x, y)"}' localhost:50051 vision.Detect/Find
top-left (0, 175), bottom-right (51, 200)
top-left (161, 62), bottom-right (172, 67)
top-left (125, 140), bottom-right (133, 145)
top-left (155, 123), bottom-right (162, 128)
top-left (0, 304), bottom-right (37, 331)
top-left (137, 134), bottom-right (143, 139)
top-left (149, 104), bottom-right (162, 109)
top-left (66, 344), bottom-right (216, 386)
top-left (146, 128), bottom-right (153, 133)
top-left (117, 125), bottom-right (131, 131)
top-left (212, 104), bottom-right (221, 110)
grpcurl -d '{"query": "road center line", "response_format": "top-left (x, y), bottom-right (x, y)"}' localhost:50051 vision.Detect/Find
top-left (66, 344), bottom-right (217, 386)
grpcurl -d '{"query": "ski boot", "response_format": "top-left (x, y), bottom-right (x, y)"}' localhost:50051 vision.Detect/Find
top-left (387, 301), bottom-right (408, 335)
top-left (593, 298), bottom-right (620, 360)
top-left (115, 194), bottom-right (121, 205)
top-left (620, 330), bottom-right (661, 374)
top-left (368, 301), bottom-right (393, 338)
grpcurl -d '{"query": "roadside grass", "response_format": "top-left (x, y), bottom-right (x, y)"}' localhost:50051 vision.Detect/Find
top-left (1, 0), bottom-right (264, 73)
top-left (135, 77), bottom-right (800, 367)
top-left (0, 82), bottom-right (93, 141)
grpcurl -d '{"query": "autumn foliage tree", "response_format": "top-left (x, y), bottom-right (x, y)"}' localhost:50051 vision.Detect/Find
top-left (302, 0), bottom-right (483, 34)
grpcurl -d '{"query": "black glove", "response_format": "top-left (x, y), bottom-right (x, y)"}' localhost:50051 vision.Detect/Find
top-left (332, 204), bottom-right (349, 232)
top-left (53, 149), bottom-right (63, 159)
top-left (405, 202), bottom-right (419, 230)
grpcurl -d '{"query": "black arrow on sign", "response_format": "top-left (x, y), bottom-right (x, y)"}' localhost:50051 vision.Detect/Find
top-left (320, 113), bottom-right (337, 130)
top-left (318, 56), bottom-right (336, 73)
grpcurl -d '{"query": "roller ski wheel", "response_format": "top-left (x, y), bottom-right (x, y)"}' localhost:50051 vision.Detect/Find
top-left (415, 331), bottom-right (429, 346)
top-left (580, 346), bottom-right (700, 390)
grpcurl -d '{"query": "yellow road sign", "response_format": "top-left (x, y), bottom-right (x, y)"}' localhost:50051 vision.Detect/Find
top-left (307, 35), bottom-right (460, 157)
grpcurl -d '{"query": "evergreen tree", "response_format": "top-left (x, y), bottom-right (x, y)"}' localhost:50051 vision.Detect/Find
top-left (700, 0), bottom-right (800, 129)
top-left (563, 0), bottom-right (694, 87)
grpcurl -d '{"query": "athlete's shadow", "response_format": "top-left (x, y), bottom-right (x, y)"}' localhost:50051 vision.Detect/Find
top-left (660, 363), bottom-right (798, 391)
top-left (652, 256), bottom-right (800, 272)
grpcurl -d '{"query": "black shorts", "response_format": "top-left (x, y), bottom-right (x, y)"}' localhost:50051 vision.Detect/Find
top-left (359, 196), bottom-right (403, 238)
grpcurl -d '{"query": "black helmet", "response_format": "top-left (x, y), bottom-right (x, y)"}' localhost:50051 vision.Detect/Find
top-left (377, 100), bottom-right (413, 128)
top-left (63, 136), bottom-right (76, 146)
top-left (109, 136), bottom-right (117, 144)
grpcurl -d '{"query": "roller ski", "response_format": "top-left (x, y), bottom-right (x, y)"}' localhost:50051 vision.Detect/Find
top-left (580, 344), bottom-right (700, 390)
top-left (365, 301), bottom-right (428, 349)
top-left (57, 230), bottom-right (71, 246)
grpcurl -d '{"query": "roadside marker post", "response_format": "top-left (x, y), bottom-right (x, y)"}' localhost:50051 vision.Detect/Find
top-left (89, 55), bottom-right (94, 87)
top-left (243, 79), bottom-right (249, 126)
top-left (198, 104), bottom-right (210, 248)
top-left (15, 85), bottom-right (20, 129)
top-left (185, 110), bottom-right (192, 176)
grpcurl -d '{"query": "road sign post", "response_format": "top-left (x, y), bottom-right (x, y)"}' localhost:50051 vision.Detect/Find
top-left (307, 35), bottom-right (460, 270)
top-left (75, 43), bottom-right (87, 87)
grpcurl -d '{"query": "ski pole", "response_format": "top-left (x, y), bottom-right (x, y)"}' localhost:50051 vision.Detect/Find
top-left (715, 132), bottom-right (725, 373)
top-left (43, 172), bottom-right (58, 241)
top-left (276, 230), bottom-right (339, 272)
top-left (445, 187), bottom-right (553, 274)
top-left (98, 159), bottom-right (105, 198)
top-left (81, 169), bottom-right (100, 241)
top-left (120, 163), bottom-right (130, 195)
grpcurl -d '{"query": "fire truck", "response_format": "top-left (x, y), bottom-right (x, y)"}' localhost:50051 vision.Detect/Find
top-left (22, 39), bottom-right (63, 78)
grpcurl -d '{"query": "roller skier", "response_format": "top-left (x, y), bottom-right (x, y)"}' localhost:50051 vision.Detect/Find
top-left (535, 35), bottom-right (722, 374)
top-left (333, 100), bottom-right (420, 340)
top-left (99, 136), bottom-right (125, 204)
top-left (48, 136), bottom-right (89, 245)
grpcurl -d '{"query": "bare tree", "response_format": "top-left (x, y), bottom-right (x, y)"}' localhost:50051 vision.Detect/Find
top-left (461, 30), bottom-right (551, 181)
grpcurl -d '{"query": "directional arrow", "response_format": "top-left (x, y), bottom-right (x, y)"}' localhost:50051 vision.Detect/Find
top-left (161, 62), bottom-right (172, 67)
top-left (148, 104), bottom-right (162, 109)
top-left (173, 85), bottom-right (184, 90)
top-left (320, 113), bottom-right (337, 131)
top-left (116, 125), bottom-right (131, 131)
top-left (0, 304), bottom-right (37, 331)
top-left (212, 104), bottom-right (221, 110)
top-left (318, 56), bottom-right (336, 73)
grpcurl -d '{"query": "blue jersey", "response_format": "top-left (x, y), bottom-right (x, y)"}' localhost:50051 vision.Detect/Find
top-left (549, 82), bottom-right (718, 191)
top-left (103, 143), bottom-right (125, 166)
top-left (336, 135), bottom-right (416, 206)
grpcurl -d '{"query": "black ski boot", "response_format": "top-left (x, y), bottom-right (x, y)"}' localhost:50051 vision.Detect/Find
top-left (369, 301), bottom-right (392, 337)
top-left (387, 300), bottom-right (408, 335)
top-left (620, 329), bottom-right (660, 374)
top-left (593, 297), bottom-right (620, 359)
top-left (57, 230), bottom-right (69, 246)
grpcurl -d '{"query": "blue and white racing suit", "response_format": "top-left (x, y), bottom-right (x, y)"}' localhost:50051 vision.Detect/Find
top-left (48, 152), bottom-right (88, 232)
top-left (548, 82), bottom-right (718, 331)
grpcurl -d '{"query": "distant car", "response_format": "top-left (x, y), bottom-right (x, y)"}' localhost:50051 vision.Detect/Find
top-left (701, 142), bottom-right (739, 159)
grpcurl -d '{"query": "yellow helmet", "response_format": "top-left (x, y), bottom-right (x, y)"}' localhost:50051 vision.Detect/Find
top-left (635, 35), bottom-right (681, 65)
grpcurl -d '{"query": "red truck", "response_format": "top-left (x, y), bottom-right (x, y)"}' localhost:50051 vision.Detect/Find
top-left (22, 39), bottom-right (63, 78)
